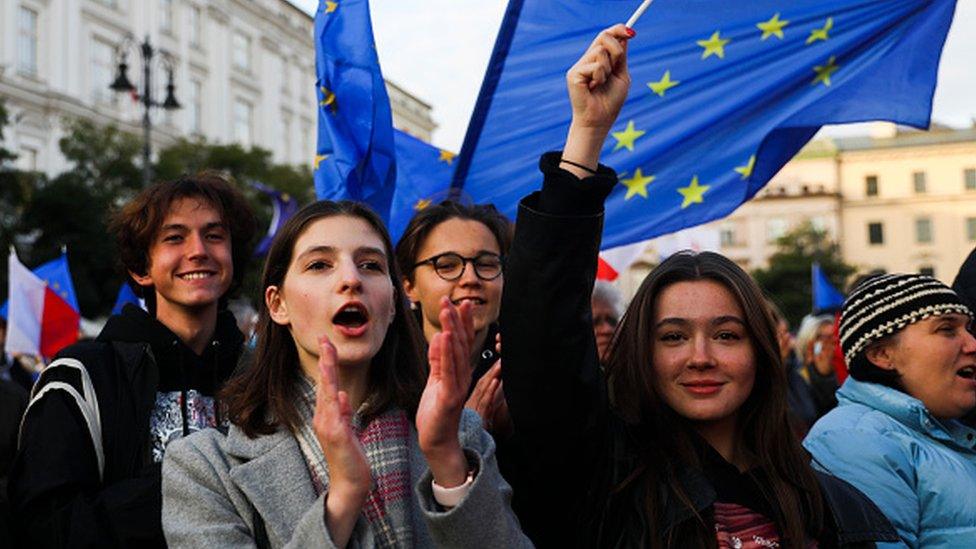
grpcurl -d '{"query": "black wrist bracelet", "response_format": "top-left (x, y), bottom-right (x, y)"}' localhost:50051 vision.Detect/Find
top-left (559, 157), bottom-right (598, 174)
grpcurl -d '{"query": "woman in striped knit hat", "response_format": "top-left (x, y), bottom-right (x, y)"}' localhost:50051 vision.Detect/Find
top-left (804, 273), bottom-right (976, 548)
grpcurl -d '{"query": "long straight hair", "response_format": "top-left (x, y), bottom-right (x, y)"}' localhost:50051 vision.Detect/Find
top-left (604, 251), bottom-right (824, 548)
top-left (222, 201), bottom-right (427, 437)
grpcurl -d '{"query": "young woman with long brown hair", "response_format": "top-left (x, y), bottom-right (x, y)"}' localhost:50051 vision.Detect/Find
top-left (501, 25), bottom-right (897, 548)
top-left (161, 201), bottom-right (529, 548)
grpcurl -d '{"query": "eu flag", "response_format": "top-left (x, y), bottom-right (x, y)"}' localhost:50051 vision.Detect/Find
top-left (453, 0), bottom-right (957, 249)
top-left (387, 130), bottom-right (457, 242)
top-left (313, 0), bottom-right (397, 221)
top-left (812, 262), bottom-right (846, 313)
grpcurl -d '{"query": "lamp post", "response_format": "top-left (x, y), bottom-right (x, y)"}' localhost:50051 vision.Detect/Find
top-left (109, 35), bottom-right (181, 187)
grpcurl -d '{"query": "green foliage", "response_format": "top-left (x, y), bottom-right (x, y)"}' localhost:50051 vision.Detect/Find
top-left (752, 222), bottom-right (856, 329)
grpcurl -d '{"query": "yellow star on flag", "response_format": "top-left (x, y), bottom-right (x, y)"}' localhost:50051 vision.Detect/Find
top-left (647, 70), bottom-right (680, 97)
top-left (320, 86), bottom-right (337, 113)
top-left (678, 175), bottom-right (710, 208)
top-left (414, 198), bottom-right (432, 210)
top-left (438, 149), bottom-right (456, 165)
top-left (325, 1), bottom-right (338, 13)
top-left (697, 31), bottom-right (730, 60)
top-left (52, 281), bottom-right (61, 290)
top-left (621, 168), bottom-right (655, 200)
top-left (812, 56), bottom-right (839, 86)
top-left (806, 17), bottom-right (833, 45)
top-left (734, 155), bottom-right (756, 179)
top-left (757, 13), bottom-right (789, 40)
top-left (612, 120), bottom-right (646, 152)
top-left (314, 154), bottom-right (329, 170)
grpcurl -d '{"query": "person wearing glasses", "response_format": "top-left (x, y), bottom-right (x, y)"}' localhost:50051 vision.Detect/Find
top-left (395, 201), bottom-right (512, 433)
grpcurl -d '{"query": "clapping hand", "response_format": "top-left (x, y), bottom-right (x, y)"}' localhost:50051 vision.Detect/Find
top-left (416, 297), bottom-right (476, 488)
top-left (313, 336), bottom-right (371, 546)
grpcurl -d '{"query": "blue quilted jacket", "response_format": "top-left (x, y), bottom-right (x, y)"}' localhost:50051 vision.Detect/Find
top-left (804, 377), bottom-right (976, 548)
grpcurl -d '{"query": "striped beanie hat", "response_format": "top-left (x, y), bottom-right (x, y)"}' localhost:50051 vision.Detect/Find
top-left (839, 273), bottom-right (973, 363)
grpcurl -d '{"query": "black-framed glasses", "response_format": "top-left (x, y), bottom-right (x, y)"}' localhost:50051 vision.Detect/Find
top-left (413, 252), bottom-right (503, 281)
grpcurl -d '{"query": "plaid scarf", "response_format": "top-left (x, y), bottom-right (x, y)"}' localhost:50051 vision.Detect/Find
top-left (294, 376), bottom-right (415, 548)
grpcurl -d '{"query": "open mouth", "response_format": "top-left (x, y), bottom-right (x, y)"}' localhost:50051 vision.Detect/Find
top-left (956, 366), bottom-right (976, 380)
top-left (333, 303), bottom-right (369, 328)
top-left (178, 271), bottom-right (215, 280)
top-left (451, 296), bottom-right (486, 306)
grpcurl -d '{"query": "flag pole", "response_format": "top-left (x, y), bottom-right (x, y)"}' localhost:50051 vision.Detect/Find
top-left (625, 0), bottom-right (654, 29)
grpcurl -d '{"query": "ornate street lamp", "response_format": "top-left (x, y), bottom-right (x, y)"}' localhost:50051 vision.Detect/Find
top-left (110, 35), bottom-right (180, 187)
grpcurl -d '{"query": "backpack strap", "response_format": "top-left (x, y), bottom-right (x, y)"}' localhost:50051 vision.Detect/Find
top-left (20, 356), bottom-right (106, 480)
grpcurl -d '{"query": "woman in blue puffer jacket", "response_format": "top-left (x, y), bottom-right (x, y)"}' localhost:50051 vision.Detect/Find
top-left (804, 273), bottom-right (976, 548)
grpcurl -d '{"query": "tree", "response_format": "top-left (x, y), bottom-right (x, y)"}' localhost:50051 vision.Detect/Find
top-left (752, 222), bottom-right (856, 329)
top-left (0, 101), bottom-right (44, 304)
top-left (18, 119), bottom-right (144, 317)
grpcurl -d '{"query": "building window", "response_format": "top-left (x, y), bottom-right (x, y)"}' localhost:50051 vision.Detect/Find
top-left (281, 56), bottom-right (291, 96)
top-left (17, 146), bottom-right (38, 171)
top-left (965, 168), bottom-right (976, 191)
top-left (187, 79), bottom-right (202, 134)
top-left (232, 32), bottom-right (251, 71)
top-left (868, 222), bottom-right (884, 245)
top-left (915, 217), bottom-right (932, 244)
top-left (865, 175), bottom-right (878, 197)
top-left (90, 38), bottom-right (116, 103)
top-left (160, 0), bottom-right (174, 34)
top-left (766, 218), bottom-right (788, 244)
top-left (967, 217), bottom-right (976, 242)
top-left (18, 7), bottom-right (39, 75)
top-left (188, 5), bottom-right (202, 46)
top-left (720, 227), bottom-right (735, 247)
top-left (280, 115), bottom-right (292, 161)
top-left (919, 266), bottom-right (935, 277)
top-left (912, 171), bottom-right (926, 194)
top-left (233, 99), bottom-right (253, 147)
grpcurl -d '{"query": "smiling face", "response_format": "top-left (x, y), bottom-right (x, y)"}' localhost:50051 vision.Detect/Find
top-left (651, 280), bottom-right (757, 428)
top-left (266, 215), bottom-right (395, 373)
top-left (404, 217), bottom-right (502, 341)
top-left (868, 313), bottom-right (976, 420)
top-left (131, 197), bottom-right (233, 322)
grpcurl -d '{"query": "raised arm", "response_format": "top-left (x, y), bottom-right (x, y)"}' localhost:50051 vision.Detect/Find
top-left (500, 24), bottom-right (632, 546)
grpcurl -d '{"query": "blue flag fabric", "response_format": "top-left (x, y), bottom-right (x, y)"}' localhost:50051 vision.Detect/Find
top-left (812, 262), bottom-right (845, 313)
top-left (313, 0), bottom-right (397, 221)
top-left (111, 283), bottom-right (144, 316)
top-left (454, 0), bottom-right (956, 249)
top-left (251, 181), bottom-right (299, 257)
top-left (1, 252), bottom-right (79, 319)
top-left (387, 130), bottom-right (457, 243)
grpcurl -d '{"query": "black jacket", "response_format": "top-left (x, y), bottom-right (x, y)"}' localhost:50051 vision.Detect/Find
top-left (500, 153), bottom-right (897, 548)
top-left (7, 304), bottom-right (243, 548)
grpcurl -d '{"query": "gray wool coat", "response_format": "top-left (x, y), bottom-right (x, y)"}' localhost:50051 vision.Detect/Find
top-left (162, 409), bottom-right (532, 548)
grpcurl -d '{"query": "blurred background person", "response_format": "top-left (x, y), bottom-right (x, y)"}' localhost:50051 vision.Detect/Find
top-left (796, 313), bottom-right (839, 418)
top-left (591, 280), bottom-right (623, 367)
top-left (768, 301), bottom-right (818, 433)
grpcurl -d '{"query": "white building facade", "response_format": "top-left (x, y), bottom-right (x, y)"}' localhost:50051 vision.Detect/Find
top-left (0, 0), bottom-right (435, 175)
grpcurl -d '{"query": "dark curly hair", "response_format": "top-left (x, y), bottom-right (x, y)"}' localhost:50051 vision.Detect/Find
top-left (109, 172), bottom-right (256, 314)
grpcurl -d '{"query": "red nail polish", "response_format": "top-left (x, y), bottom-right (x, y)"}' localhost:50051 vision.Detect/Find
top-left (625, 27), bottom-right (636, 38)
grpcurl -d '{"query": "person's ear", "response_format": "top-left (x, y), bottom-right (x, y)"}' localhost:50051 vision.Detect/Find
top-left (266, 285), bottom-right (289, 326)
top-left (129, 270), bottom-right (153, 288)
top-left (402, 276), bottom-right (418, 304)
top-left (865, 342), bottom-right (896, 371)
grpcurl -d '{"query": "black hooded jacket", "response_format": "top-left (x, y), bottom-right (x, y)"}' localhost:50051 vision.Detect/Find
top-left (7, 304), bottom-right (243, 548)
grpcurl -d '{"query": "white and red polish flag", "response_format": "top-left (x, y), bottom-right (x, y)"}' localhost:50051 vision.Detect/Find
top-left (4, 248), bottom-right (80, 358)
top-left (596, 225), bottom-right (721, 281)
top-left (597, 241), bottom-right (648, 281)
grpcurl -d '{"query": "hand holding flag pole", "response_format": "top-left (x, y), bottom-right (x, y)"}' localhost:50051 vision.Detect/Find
top-left (562, 25), bottom-right (633, 179)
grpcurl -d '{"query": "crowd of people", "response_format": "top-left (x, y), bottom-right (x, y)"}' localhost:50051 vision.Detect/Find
top-left (2, 24), bottom-right (976, 548)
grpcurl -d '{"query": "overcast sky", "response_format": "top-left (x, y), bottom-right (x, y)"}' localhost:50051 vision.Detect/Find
top-left (293, 0), bottom-right (975, 151)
